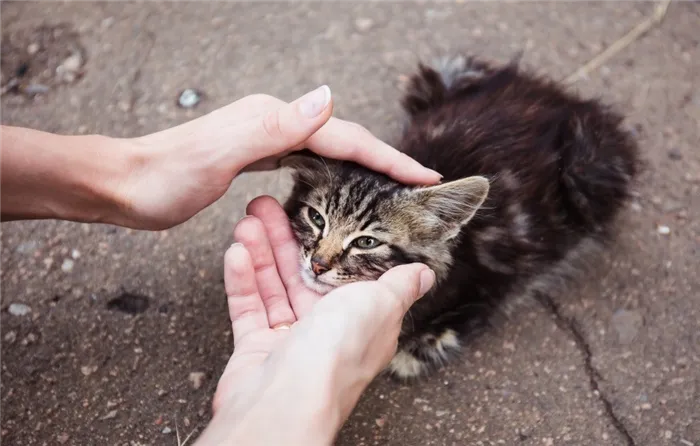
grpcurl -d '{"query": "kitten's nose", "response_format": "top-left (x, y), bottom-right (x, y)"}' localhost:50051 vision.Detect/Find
top-left (310, 257), bottom-right (330, 275)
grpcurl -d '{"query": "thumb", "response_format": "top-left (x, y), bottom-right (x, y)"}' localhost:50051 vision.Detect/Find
top-left (377, 263), bottom-right (436, 315)
top-left (234, 85), bottom-right (333, 165)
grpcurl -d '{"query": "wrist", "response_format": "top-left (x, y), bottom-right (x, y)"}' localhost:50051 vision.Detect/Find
top-left (0, 126), bottom-right (146, 226)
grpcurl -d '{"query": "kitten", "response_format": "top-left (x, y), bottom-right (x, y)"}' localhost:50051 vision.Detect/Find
top-left (280, 55), bottom-right (639, 380)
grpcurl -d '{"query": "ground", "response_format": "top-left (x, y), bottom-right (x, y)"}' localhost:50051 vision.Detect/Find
top-left (1, 2), bottom-right (698, 445)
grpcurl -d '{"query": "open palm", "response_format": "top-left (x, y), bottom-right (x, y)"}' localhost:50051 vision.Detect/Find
top-left (213, 195), bottom-right (322, 412)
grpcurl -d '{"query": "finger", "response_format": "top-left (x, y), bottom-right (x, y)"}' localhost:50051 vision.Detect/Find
top-left (305, 117), bottom-right (442, 185)
top-left (377, 263), bottom-right (436, 316)
top-left (233, 216), bottom-right (297, 328)
top-left (224, 243), bottom-right (270, 343)
top-left (231, 85), bottom-right (334, 167)
top-left (246, 196), bottom-right (322, 316)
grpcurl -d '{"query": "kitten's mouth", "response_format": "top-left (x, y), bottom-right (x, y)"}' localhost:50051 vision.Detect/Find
top-left (300, 268), bottom-right (338, 295)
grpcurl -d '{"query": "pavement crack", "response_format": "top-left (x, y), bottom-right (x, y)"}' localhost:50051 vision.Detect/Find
top-left (536, 293), bottom-right (637, 446)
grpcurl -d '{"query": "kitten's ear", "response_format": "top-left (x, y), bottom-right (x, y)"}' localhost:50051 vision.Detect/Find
top-left (412, 176), bottom-right (489, 239)
top-left (279, 149), bottom-right (326, 182)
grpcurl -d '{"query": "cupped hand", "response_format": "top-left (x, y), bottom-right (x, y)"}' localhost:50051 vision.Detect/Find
top-left (116, 86), bottom-right (441, 230)
top-left (198, 196), bottom-right (435, 446)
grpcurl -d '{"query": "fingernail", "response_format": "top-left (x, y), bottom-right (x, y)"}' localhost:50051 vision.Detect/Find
top-left (428, 169), bottom-right (443, 180)
top-left (418, 268), bottom-right (436, 296)
top-left (230, 242), bottom-right (244, 250)
top-left (299, 85), bottom-right (331, 118)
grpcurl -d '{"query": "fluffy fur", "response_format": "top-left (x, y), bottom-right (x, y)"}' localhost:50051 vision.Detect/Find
top-left (281, 54), bottom-right (639, 380)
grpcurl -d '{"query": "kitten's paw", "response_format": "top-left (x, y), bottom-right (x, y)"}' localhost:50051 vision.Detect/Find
top-left (388, 329), bottom-right (461, 380)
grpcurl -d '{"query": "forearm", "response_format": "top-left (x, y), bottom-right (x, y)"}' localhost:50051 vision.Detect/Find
top-left (196, 352), bottom-right (369, 446)
top-left (1, 125), bottom-right (140, 225)
top-left (199, 392), bottom-right (340, 446)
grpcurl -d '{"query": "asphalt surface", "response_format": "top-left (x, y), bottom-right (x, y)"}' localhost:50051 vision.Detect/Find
top-left (1, 2), bottom-right (699, 445)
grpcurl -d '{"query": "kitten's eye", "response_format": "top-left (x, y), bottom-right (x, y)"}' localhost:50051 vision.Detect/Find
top-left (307, 207), bottom-right (325, 230)
top-left (353, 236), bottom-right (381, 249)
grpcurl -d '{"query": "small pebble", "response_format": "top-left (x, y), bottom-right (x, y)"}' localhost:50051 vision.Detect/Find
top-left (61, 258), bottom-right (75, 273)
top-left (189, 371), bottom-right (206, 389)
top-left (27, 43), bottom-right (40, 55)
top-left (162, 427), bottom-right (172, 434)
top-left (4, 331), bottom-right (17, 343)
top-left (57, 433), bottom-right (70, 444)
top-left (375, 417), bottom-right (386, 427)
top-left (71, 249), bottom-right (81, 259)
top-left (60, 52), bottom-right (82, 72)
top-left (354, 18), bottom-right (374, 32)
top-left (81, 365), bottom-right (97, 376)
top-left (177, 89), bottom-right (202, 108)
top-left (656, 225), bottom-right (670, 235)
top-left (56, 52), bottom-right (83, 83)
top-left (101, 409), bottom-right (118, 420)
top-left (8, 303), bottom-right (31, 316)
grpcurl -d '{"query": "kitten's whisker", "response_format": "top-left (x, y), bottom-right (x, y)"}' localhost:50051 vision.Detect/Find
top-left (319, 156), bottom-right (333, 184)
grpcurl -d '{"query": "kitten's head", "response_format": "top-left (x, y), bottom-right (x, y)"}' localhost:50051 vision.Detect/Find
top-left (281, 151), bottom-right (489, 294)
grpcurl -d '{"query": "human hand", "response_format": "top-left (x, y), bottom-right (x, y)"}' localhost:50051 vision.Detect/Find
top-left (194, 196), bottom-right (435, 446)
top-left (115, 86), bottom-right (441, 230)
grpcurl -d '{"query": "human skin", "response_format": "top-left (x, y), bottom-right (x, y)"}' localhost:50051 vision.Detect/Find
top-left (1, 86), bottom-right (441, 445)
top-left (1, 85), bottom-right (441, 230)
top-left (194, 196), bottom-right (436, 446)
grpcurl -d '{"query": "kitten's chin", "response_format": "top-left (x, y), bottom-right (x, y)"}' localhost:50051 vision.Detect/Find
top-left (300, 269), bottom-right (337, 295)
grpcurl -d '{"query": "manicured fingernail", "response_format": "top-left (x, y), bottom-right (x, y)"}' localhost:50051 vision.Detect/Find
top-left (418, 268), bottom-right (436, 296)
top-left (428, 169), bottom-right (443, 180)
top-left (299, 85), bottom-right (331, 118)
top-left (230, 242), bottom-right (244, 249)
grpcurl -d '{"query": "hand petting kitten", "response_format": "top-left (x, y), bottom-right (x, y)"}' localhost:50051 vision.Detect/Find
top-left (1, 86), bottom-right (441, 230)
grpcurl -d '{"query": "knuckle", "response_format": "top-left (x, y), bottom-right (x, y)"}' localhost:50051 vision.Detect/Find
top-left (262, 110), bottom-right (284, 140)
top-left (240, 94), bottom-right (284, 115)
top-left (233, 220), bottom-right (262, 245)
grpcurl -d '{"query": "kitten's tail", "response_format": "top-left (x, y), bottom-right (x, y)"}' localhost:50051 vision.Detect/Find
top-left (558, 106), bottom-right (640, 233)
top-left (401, 54), bottom-right (499, 116)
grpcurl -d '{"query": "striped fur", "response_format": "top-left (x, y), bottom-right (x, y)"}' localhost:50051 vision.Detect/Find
top-left (282, 54), bottom-right (639, 380)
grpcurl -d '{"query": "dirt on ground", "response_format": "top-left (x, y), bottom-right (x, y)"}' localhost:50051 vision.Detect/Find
top-left (1, 2), bottom-right (699, 446)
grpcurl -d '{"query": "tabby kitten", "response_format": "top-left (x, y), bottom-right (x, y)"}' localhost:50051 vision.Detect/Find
top-left (281, 55), bottom-right (639, 380)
